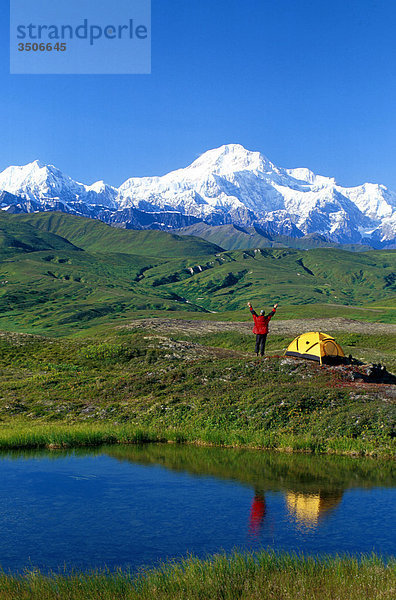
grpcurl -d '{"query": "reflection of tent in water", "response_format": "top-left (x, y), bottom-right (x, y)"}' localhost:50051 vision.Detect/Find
top-left (285, 332), bottom-right (345, 365)
top-left (286, 491), bottom-right (343, 527)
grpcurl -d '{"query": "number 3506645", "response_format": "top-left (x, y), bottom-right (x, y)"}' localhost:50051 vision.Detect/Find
top-left (18, 43), bottom-right (67, 51)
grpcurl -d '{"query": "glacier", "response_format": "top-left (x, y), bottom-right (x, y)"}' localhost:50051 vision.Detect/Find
top-left (0, 144), bottom-right (395, 246)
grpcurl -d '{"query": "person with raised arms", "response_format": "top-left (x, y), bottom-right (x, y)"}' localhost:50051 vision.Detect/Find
top-left (247, 301), bottom-right (278, 357)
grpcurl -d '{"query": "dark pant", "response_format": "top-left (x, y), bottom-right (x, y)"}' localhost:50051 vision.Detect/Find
top-left (255, 334), bottom-right (267, 356)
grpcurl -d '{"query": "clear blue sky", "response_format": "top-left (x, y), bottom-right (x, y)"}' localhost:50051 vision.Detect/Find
top-left (1, 0), bottom-right (396, 189)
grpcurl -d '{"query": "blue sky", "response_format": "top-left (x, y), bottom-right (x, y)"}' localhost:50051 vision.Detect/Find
top-left (1, 0), bottom-right (396, 189)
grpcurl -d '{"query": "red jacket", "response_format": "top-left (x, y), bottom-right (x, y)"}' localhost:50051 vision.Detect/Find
top-left (250, 307), bottom-right (276, 335)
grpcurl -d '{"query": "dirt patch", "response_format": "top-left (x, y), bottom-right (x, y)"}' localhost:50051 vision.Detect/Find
top-left (121, 317), bottom-right (396, 337)
top-left (144, 335), bottom-right (241, 360)
top-left (0, 331), bottom-right (45, 345)
top-left (335, 381), bottom-right (396, 401)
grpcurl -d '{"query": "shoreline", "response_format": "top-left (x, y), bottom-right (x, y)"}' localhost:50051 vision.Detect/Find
top-left (0, 423), bottom-right (394, 458)
top-left (0, 323), bottom-right (394, 460)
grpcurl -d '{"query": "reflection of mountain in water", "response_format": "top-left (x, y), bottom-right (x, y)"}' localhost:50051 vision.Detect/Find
top-left (286, 490), bottom-right (344, 528)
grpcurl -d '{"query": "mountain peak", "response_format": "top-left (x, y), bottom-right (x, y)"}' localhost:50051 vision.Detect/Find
top-left (22, 159), bottom-right (56, 174)
top-left (187, 143), bottom-right (273, 175)
top-left (0, 146), bottom-right (395, 245)
top-left (19, 160), bottom-right (62, 179)
top-left (31, 159), bottom-right (46, 169)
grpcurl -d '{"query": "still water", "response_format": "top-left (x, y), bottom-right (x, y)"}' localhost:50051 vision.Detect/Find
top-left (0, 445), bottom-right (394, 573)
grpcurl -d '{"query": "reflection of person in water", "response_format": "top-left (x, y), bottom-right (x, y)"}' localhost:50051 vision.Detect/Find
top-left (249, 491), bottom-right (266, 536)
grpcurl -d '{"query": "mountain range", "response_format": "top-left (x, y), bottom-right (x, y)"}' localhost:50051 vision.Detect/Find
top-left (0, 144), bottom-right (395, 248)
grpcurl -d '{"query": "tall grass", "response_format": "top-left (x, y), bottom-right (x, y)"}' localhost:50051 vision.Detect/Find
top-left (0, 422), bottom-right (394, 456)
top-left (0, 420), bottom-right (396, 458)
top-left (0, 552), bottom-right (394, 600)
top-left (0, 424), bottom-right (166, 451)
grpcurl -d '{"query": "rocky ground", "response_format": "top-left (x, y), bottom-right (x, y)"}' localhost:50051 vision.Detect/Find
top-left (122, 317), bottom-right (396, 401)
top-left (122, 317), bottom-right (396, 336)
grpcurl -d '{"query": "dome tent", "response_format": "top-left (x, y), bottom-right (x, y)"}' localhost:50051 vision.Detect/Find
top-left (285, 332), bottom-right (345, 365)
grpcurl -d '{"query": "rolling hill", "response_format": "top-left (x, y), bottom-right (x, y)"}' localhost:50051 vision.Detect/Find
top-left (0, 212), bottom-right (394, 332)
top-left (0, 213), bottom-right (81, 256)
top-left (12, 212), bottom-right (222, 257)
top-left (175, 223), bottom-right (372, 252)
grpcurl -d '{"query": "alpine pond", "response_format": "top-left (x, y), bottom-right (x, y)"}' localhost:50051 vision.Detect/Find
top-left (0, 445), bottom-right (394, 574)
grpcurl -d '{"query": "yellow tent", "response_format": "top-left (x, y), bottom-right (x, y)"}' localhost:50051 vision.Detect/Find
top-left (285, 332), bottom-right (345, 365)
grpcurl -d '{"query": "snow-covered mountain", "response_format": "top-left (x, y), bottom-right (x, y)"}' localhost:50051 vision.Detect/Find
top-left (0, 145), bottom-right (395, 246)
top-left (0, 160), bottom-right (118, 208)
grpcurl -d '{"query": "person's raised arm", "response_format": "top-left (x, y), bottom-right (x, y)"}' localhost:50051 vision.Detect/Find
top-left (247, 302), bottom-right (257, 317)
top-left (268, 303), bottom-right (278, 319)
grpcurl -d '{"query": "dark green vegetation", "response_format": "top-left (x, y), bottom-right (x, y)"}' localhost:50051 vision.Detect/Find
top-left (0, 552), bottom-right (394, 600)
top-left (0, 324), bottom-right (394, 455)
top-left (177, 222), bottom-right (373, 252)
top-left (0, 212), bottom-right (395, 334)
top-left (0, 214), bottom-right (394, 598)
top-left (14, 212), bottom-right (222, 258)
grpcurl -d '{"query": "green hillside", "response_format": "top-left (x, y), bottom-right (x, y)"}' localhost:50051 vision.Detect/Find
top-left (177, 223), bottom-right (274, 250)
top-left (0, 213), bottom-right (81, 256)
top-left (176, 223), bottom-right (372, 252)
top-left (14, 212), bottom-right (222, 257)
top-left (0, 243), bottom-right (213, 332)
top-left (141, 246), bottom-right (396, 310)
top-left (0, 212), bottom-right (394, 333)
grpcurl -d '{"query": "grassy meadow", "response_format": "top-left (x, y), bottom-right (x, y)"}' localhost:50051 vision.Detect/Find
top-left (0, 212), bottom-right (395, 334)
top-left (0, 211), bottom-right (394, 455)
top-left (0, 322), bottom-right (394, 455)
top-left (0, 552), bottom-right (394, 600)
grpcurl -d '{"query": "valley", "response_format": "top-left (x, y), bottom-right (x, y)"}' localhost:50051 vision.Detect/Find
top-left (0, 212), bottom-right (394, 334)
